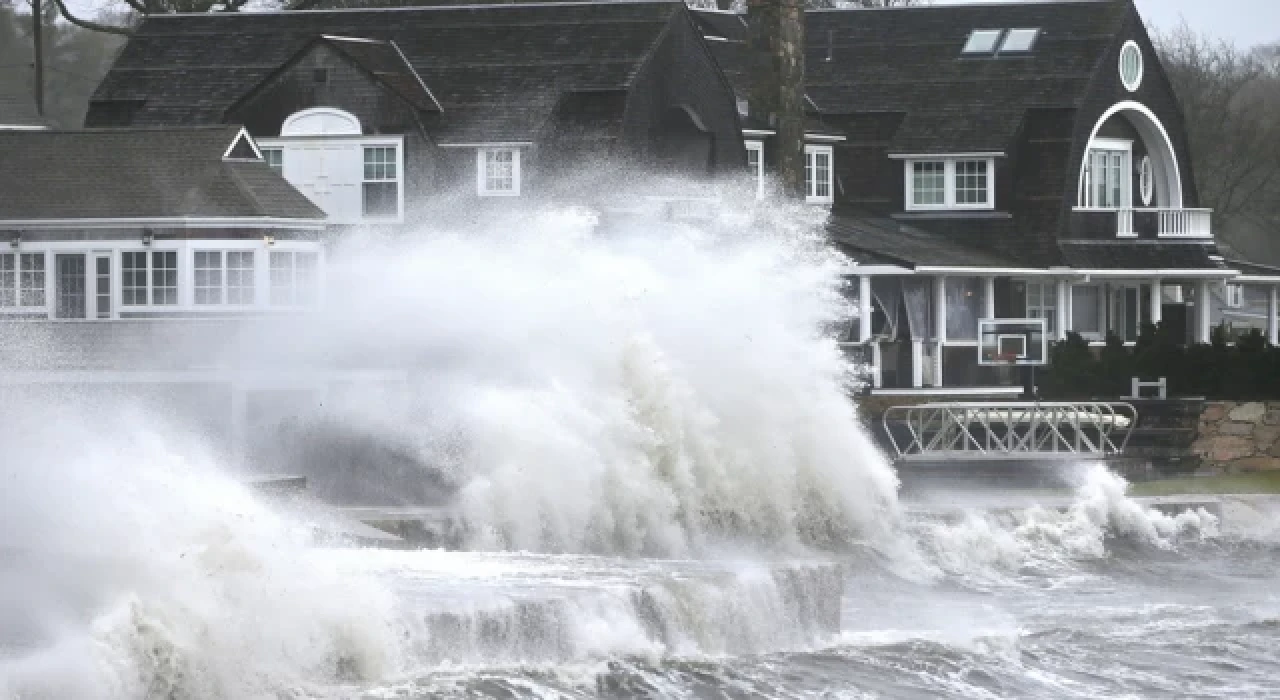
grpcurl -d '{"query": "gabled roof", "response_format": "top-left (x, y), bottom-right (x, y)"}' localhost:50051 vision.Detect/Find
top-left (696, 1), bottom-right (1132, 153)
top-left (89, 1), bottom-right (688, 143)
top-left (0, 126), bottom-right (324, 224)
top-left (829, 214), bottom-right (1020, 269)
top-left (0, 83), bottom-right (46, 129)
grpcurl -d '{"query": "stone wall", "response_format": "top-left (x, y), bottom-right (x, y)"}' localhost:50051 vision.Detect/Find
top-left (1193, 402), bottom-right (1280, 472)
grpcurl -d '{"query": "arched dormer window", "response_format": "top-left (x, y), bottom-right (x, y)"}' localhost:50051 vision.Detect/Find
top-left (258, 107), bottom-right (403, 225)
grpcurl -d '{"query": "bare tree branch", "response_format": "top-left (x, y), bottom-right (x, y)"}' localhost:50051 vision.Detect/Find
top-left (49, 0), bottom-right (133, 35)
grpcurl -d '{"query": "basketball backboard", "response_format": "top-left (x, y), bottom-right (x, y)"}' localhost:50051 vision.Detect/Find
top-left (978, 318), bottom-right (1048, 366)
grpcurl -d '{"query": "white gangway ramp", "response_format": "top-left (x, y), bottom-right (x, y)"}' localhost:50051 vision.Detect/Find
top-left (883, 402), bottom-right (1137, 461)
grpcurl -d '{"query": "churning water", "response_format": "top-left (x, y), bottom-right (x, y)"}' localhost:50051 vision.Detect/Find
top-left (0, 182), bottom-right (1275, 698)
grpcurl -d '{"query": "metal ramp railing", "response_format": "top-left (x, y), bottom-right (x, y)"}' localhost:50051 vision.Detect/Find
top-left (883, 402), bottom-right (1137, 461)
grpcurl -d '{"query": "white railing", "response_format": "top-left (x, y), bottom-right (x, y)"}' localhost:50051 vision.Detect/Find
top-left (1157, 208), bottom-right (1212, 237)
top-left (1111, 208), bottom-right (1212, 238)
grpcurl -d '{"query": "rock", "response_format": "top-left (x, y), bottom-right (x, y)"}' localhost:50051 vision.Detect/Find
top-left (1201, 403), bottom-right (1227, 423)
top-left (1232, 456), bottom-right (1280, 472)
top-left (1256, 424), bottom-right (1280, 451)
top-left (1200, 435), bottom-right (1255, 463)
top-left (1267, 408), bottom-right (1280, 426)
top-left (1220, 421), bottom-right (1256, 436)
top-left (1229, 402), bottom-right (1267, 423)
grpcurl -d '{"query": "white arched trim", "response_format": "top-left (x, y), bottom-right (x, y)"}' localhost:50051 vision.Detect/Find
top-left (1077, 100), bottom-right (1183, 209)
top-left (280, 107), bottom-right (362, 137)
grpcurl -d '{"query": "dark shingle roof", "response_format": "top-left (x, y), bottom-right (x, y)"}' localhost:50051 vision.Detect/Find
top-left (697, 1), bottom-right (1129, 153)
top-left (829, 214), bottom-right (1021, 268)
top-left (1215, 215), bottom-right (1280, 272)
top-left (0, 127), bottom-right (324, 222)
top-left (0, 84), bottom-right (45, 128)
top-left (1059, 240), bottom-right (1227, 270)
top-left (89, 2), bottom-right (685, 143)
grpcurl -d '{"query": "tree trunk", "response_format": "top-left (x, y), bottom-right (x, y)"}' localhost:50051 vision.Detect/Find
top-left (746, 0), bottom-right (805, 198)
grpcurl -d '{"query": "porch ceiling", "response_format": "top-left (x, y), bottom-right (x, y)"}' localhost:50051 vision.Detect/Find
top-left (828, 214), bottom-right (1019, 269)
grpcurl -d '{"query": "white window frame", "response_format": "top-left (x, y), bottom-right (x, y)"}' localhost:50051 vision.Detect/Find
top-left (477, 147), bottom-right (522, 197)
top-left (962, 29), bottom-right (1004, 55)
top-left (1138, 155), bottom-right (1154, 206)
top-left (1226, 283), bottom-right (1244, 309)
top-left (1023, 280), bottom-right (1058, 335)
top-left (905, 158), bottom-right (995, 211)
top-left (745, 140), bottom-right (764, 200)
top-left (1078, 138), bottom-right (1132, 210)
top-left (193, 249), bottom-right (257, 308)
top-left (805, 144), bottom-right (834, 205)
top-left (261, 147), bottom-right (283, 171)
top-left (1120, 40), bottom-right (1144, 93)
top-left (0, 251), bottom-right (47, 312)
top-left (269, 249), bottom-right (322, 308)
top-left (361, 144), bottom-right (401, 221)
top-left (121, 249), bottom-right (179, 308)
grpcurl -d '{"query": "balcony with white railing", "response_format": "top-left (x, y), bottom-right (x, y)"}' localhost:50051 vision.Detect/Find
top-left (1075, 207), bottom-right (1213, 240)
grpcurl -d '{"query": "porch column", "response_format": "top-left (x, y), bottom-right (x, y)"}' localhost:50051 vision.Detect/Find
top-left (1196, 279), bottom-right (1213, 343)
top-left (933, 276), bottom-right (946, 387)
top-left (912, 340), bottom-right (924, 388)
top-left (1150, 278), bottom-right (1163, 327)
top-left (1055, 279), bottom-right (1070, 340)
top-left (1269, 285), bottom-right (1279, 347)
top-left (858, 275), bottom-right (872, 343)
top-left (871, 343), bottom-right (883, 388)
top-left (983, 277), bottom-right (996, 318)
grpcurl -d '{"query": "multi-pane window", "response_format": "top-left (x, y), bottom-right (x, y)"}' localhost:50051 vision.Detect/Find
top-left (270, 251), bottom-right (320, 307)
top-left (805, 145), bottom-right (833, 204)
top-left (0, 253), bottom-right (45, 308)
top-left (262, 148), bottom-right (283, 171)
top-left (954, 160), bottom-right (990, 205)
top-left (122, 251), bottom-right (177, 306)
top-left (1080, 139), bottom-right (1131, 209)
top-left (908, 159), bottom-right (994, 210)
top-left (196, 251), bottom-right (256, 305)
top-left (478, 148), bottom-right (520, 196)
top-left (362, 146), bottom-right (399, 218)
top-left (1226, 283), bottom-right (1244, 309)
top-left (1025, 281), bottom-right (1057, 334)
top-left (95, 256), bottom-right (110, 319)
top-left (1071, 284), bottom-right (1103, 337)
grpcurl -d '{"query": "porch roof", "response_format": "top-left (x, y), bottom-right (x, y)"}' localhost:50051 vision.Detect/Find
top-left (828, 214), bottom-right (1020, 269)
top-left (1058, 240), bottom-right (1229, 271)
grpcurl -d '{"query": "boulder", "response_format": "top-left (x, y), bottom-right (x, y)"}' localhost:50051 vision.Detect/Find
top-left (1256, 424), bottom-right (1280, 451)
top-left (1201, 403), bottom-right (1227, 423)
top-left (1199, 435), bottom-right (1255, 463)
top-left (1232, 456), bottom-right (1280, 472)
top-left (1229, 402), bottom-right (1267, 423)
top-left (1220, 421), bottom-right (1256, 436)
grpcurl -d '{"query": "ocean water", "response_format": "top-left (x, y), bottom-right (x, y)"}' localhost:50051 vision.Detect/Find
top-left (0, 184), bottom-right (1273, 699)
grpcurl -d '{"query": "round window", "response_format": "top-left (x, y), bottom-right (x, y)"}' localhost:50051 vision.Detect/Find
top-left (1120, 40), bottom-right (1144, 92)
top-left (1139, 155), bottom-right (1154, 206)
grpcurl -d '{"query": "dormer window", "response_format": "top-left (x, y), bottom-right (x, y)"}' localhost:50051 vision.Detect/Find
top-left (1000, 29), bottom-right (1039, 52)
top-left (905, 158), bottom-right (994, 210)
top-left (477, 147), bottom-right (521, 197)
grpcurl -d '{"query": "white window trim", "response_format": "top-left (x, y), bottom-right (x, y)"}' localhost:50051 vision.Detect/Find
top-left (745, 140), bottom-right (764, 200)
top-left (805, 144), bottom-right (834, 205)
top-left (0, 251), bottom-right (49, 314)
top-left (120, 249), bottom-right (180, 309)
top-left (1226, 283), bottom-right (1244, 309)
top-left (257, 135), bottom-right (405, 224)
top-left (477, 147), bottom-right (522, 197)
top-left (1120, 40), bottom-right (1144, 93)
top-left (1023, 280), bottom-right (1058, 334)
top-left (904, 158), bottom-right (995, 211)
top-left (193, 249), bottom-right (260, 309)
top-left (1077, 138), bottom-right (1133, 211)
top-left (268, 249), bottom-right (324, 309)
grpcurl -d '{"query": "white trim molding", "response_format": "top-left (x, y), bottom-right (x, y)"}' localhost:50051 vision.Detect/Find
top-left (1078, 101), bottom-right (1183, 209)
top-left (439, 141), bottom-right (534, 148)
top-left (221, 127), bottom-right (264, 161)
top-left (0, 217), bottom-right (325, 231)
top-left (742, 128), bottom-right (776, 137)
top-left (889, 151), bottom-right (1004, 160)
top-left (905, 157), bottom-right (996, 211)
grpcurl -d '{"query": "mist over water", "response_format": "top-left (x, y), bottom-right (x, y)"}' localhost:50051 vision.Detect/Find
top-left (0, 175), bottom-right (1266, 699)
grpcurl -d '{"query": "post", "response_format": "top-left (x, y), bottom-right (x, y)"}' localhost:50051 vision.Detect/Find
top-left (1196, 279), bottom-right (1212, 343)
top-left (933, 276), bottom-right (946, 387)
top-left (32, 0), bottom-right (43, 118)
top-left (1150, 277), bottom-right (1163, 327)
top-left (911, 339), bottom-right (924, 388)
top-left (746, 0), bottom-right (806, 197)
top-left (871, 343), bottom-right (883, 388)
top-left (858, 275), bottom-right (872, 343)
top-left (1055, 279), bottom-right (1069, 340)
top-left (1269, 285), bottom-right (1279, 347)
top-left (983, 276), bottom-right (996, 319)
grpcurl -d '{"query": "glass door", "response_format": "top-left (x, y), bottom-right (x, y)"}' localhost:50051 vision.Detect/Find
top-left (93, 253), bottom-right (112, 319)
top-left (55, 253), bottom-right (86, 320)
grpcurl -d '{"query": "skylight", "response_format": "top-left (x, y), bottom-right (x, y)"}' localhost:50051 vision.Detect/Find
top-left (1000, 28), bottom-right (1040, 53)
top-left (962, 30), bottom-right (1004, 55)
